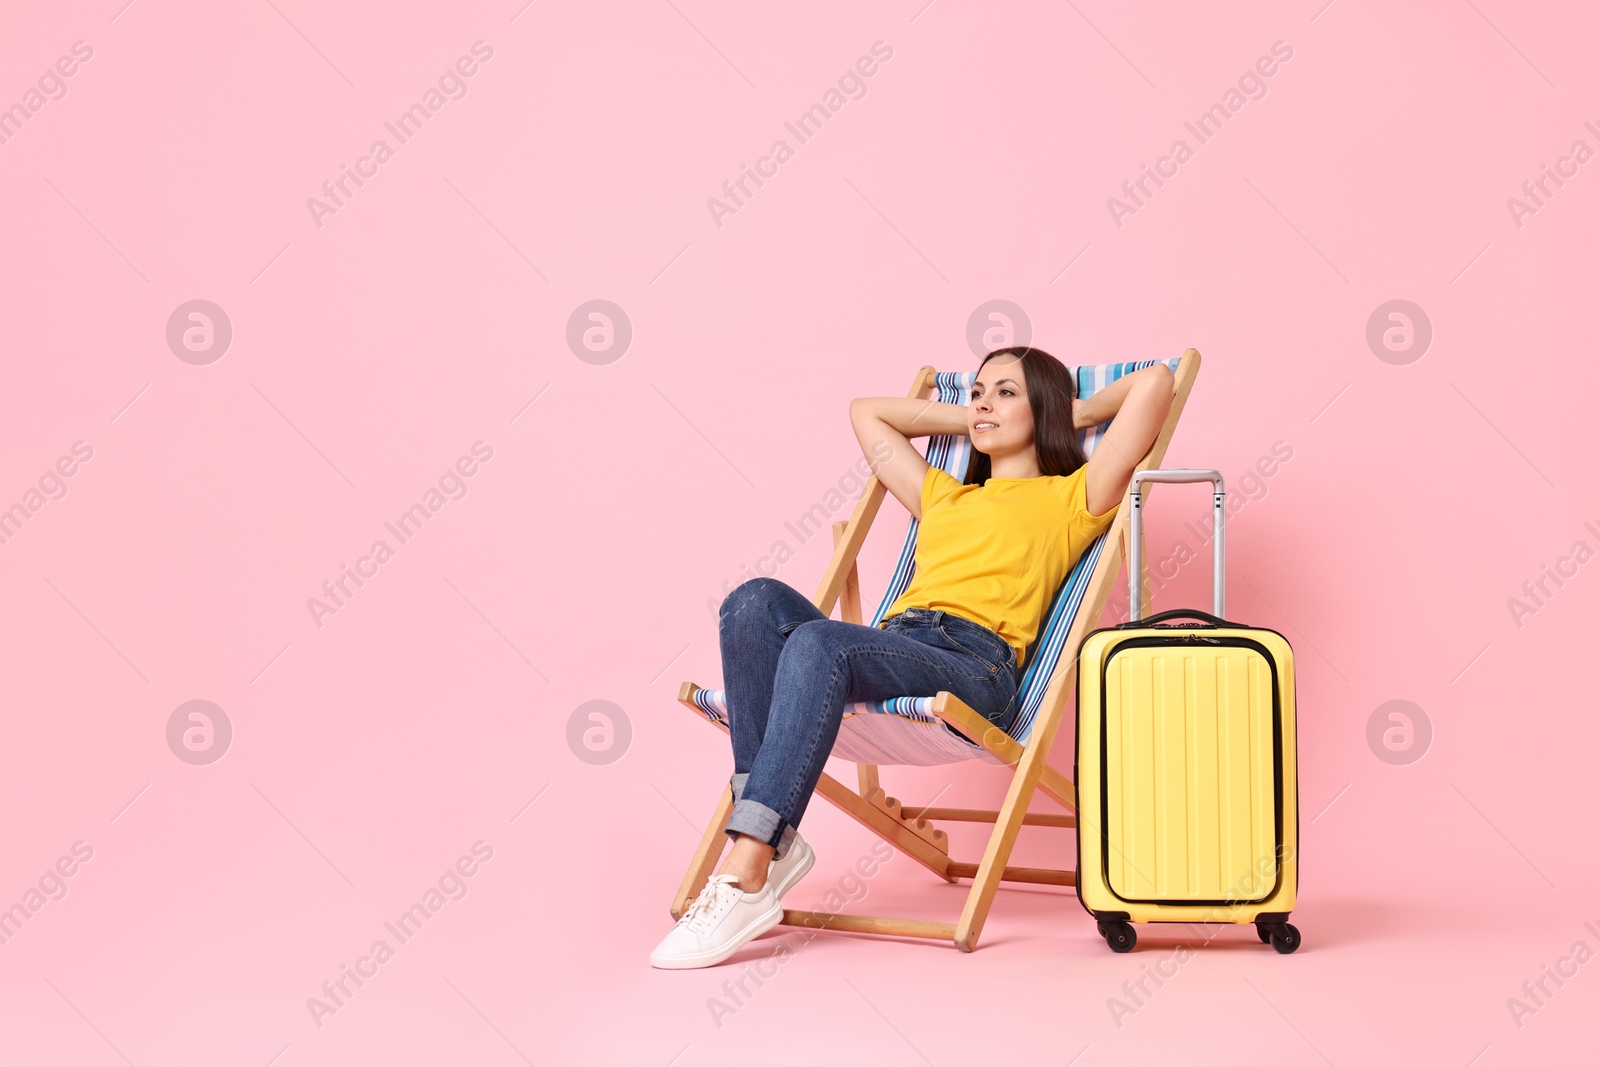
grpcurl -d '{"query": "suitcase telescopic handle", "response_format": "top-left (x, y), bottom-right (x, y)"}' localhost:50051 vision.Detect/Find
top-left (1127, 468), bottom-right (1225, 622)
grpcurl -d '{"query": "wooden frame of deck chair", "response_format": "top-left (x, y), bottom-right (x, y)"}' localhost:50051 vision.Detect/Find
top-left (672, 349), bottom-right (1202, 951)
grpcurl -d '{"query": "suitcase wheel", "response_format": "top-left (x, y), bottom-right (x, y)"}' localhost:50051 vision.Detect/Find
top-left (1098, 920), bottom-right (1136, 953)
top-left (1256, 921), bottom-right (1301, 954)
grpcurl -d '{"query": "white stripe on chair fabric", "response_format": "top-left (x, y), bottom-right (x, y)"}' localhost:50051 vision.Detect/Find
top-left (695, 358), bottom-right (1184, 767)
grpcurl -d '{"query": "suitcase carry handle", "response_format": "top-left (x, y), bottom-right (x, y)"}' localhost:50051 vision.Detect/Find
top-left (1127, 468), bottom-right (1225, 621)
top-left (1115, 607), bottom-right (1230, 630)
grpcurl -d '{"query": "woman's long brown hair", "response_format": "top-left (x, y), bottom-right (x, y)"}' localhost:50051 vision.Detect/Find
top-left (962, 346), bottom-right (1089, 486)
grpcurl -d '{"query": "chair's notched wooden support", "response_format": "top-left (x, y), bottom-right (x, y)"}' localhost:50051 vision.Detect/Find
top-left (670, 351), bottom-right (1202, 948)
top-left (862, 787), bottom-right (949, 852)
top-left (669, 690), bottom-right (957, 910)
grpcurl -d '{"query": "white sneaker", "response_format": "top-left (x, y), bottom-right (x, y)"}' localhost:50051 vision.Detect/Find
top-left (768, 833), bottom-right (815, 901)
top-left (650, 874), bottom-right (783, 969)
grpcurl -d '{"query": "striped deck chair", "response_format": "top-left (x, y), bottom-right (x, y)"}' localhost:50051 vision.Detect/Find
top-left (673, 349), bottom-right (1202, 951)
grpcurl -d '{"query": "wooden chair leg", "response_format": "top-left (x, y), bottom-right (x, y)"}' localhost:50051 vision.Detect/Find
top-left (831, 519), bottom-right (885, 807)
top-left (952, 736), bottom-right (1053, 951)
top-left (669, 783), bottom-right (734, 919)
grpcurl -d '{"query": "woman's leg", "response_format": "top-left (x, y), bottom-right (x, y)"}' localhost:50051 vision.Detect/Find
top-left (717, 577), bottom-right (828, 866)
top-left (724, 609), bottom-right (1018, 864)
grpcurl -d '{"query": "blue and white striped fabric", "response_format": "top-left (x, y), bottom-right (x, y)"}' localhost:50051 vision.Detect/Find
top-left (691, 358), bottom-right (1184, 767)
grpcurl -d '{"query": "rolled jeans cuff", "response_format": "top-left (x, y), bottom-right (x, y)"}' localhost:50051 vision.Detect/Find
top-left (728, 773), bottom-right (796, 859)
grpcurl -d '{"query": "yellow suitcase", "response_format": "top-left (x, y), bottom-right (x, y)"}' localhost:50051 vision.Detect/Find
top-left (1074, 469), bottom-right (1300, 953)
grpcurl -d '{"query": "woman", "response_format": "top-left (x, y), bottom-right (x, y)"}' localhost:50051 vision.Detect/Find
top-left (651, 346), bottom-right (1175, 969)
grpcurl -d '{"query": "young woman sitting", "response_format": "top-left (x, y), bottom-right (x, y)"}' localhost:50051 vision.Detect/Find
top-left (651, 346), bottom-right (1174, 969)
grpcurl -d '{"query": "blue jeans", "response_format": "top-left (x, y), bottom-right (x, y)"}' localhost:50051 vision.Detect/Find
top-left (717, 576), bottom-right (1020, 858)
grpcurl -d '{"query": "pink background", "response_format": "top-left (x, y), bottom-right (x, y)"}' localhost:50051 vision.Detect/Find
top-left (2, 0), bottom-right (1597, 1062)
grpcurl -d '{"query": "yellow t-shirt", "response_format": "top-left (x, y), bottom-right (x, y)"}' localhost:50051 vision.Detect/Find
top-left (879, 464), bottom-right (1120, 671)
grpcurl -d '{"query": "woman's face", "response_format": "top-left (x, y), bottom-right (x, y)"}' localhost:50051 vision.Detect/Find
top-left (968, 357), bottom-right (1035, 458)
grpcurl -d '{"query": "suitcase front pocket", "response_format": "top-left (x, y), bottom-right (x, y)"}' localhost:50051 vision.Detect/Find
top-left (1101, 639), bottom-right (1282, 906)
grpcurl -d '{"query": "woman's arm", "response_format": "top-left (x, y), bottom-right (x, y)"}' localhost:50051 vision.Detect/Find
top-left (855, 397), bottom-right (969, 438)
top-left (849, 397), bottom-right (964, 520)
top-left (1081, 365), bottom-right (1175, 516)
top-left (1072, 366), bottom-right (1167, 431)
